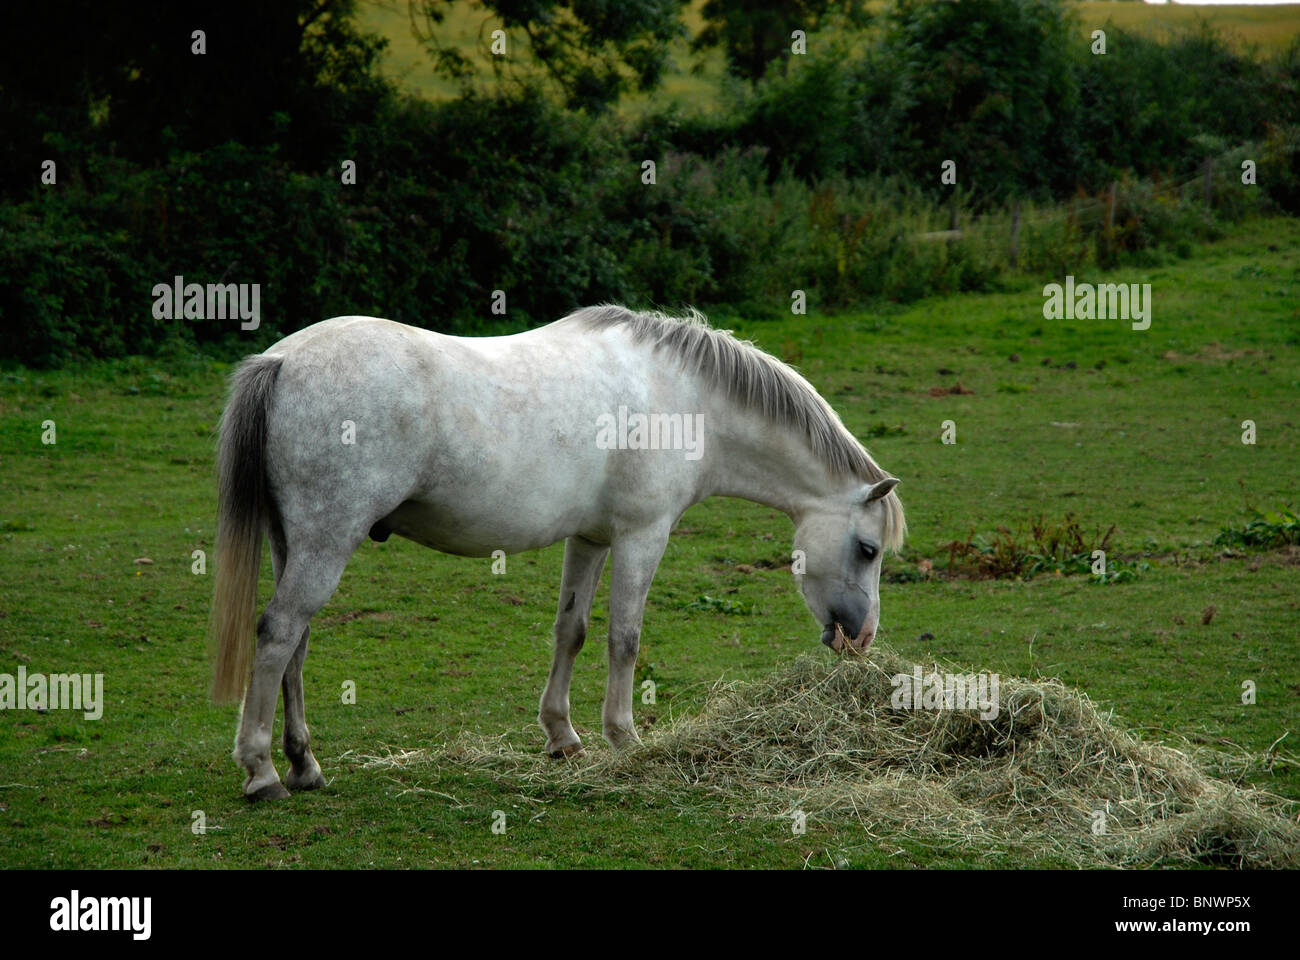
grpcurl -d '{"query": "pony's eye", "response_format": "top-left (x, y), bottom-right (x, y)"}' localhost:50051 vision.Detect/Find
top-left (858, 541), bottom-right (877, 563)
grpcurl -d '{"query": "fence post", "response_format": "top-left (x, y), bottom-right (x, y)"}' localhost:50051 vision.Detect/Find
top-left (1103, 181), bottom-right (1117, 263)
top-left (1009, 199), bottom-right (1021, 270)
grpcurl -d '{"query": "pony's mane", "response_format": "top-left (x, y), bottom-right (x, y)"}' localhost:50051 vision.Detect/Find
top-left (567, 304), bottom-right (906, 550)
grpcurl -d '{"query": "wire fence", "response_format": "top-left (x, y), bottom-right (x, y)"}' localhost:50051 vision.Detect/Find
top-left (915, 146), bottom-right (1249, 267)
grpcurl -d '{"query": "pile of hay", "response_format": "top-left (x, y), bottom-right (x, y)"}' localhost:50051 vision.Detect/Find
top-left (359, 647), bottom-right (1300, 868)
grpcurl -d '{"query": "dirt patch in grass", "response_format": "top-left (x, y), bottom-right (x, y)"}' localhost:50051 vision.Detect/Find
top-left (316, 610), bottom-right (396, 626)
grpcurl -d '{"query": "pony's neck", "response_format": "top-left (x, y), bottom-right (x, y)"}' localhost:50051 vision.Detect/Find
top-left (702, 404), bottom-right (846, 521)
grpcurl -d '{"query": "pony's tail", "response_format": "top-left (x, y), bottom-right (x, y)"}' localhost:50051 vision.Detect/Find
top-left (209, 354), bottom-right (283, 704)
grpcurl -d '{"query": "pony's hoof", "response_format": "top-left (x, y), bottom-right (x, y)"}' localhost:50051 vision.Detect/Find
top-left (245, 781), bottom-right (292, 802)
top-left (603, 728), bottom-right (643, 751)
top-left (287, 769), bottom-right (326, 792)
top-left (547, 742), bottom-right (585, 760)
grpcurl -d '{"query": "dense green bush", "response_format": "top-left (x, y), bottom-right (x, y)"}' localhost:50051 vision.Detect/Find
top-left (1259, 123), bottom-right (1300, 214)
top-left (1, 94), bottom-right (641, 362)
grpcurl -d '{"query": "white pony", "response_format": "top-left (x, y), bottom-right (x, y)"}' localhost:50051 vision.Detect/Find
top-left (210, 306), bottom-right (905, 799)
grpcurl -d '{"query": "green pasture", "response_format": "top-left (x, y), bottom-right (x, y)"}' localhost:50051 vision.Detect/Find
top-left (0, 218), bottom-right (1297, 867)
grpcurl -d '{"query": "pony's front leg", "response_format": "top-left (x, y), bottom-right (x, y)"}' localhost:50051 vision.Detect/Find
top-left (539, 537), bottom-right (608, 758)
top-left (602, 527), bottom-right (670, 750)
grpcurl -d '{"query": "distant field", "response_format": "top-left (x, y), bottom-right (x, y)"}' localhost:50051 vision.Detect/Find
top-left (355, 0), bottom-right (1300, 111)
top-left (1075, 1), bottom-right (1300, 53)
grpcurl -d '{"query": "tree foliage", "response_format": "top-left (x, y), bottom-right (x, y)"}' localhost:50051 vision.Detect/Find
top-left (411, 0), bottom-right (689, 110)
top-left (693, 0), bottom-right (870, 82)
top-left (2, 0), bottom-right (1296, 366)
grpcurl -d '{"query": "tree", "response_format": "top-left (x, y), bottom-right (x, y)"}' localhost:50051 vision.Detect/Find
top-left (692, 0), bottom-right (870, 83)
top-left (410, 0), bottom-right (689, 111)
top-left (876, 0), bottom-right (1080, 200)
top-left (0, 0), bottom-right (388, 178)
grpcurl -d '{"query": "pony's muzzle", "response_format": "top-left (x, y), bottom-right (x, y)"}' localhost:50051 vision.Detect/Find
top-left (823, 620), bottom-right (875, 653)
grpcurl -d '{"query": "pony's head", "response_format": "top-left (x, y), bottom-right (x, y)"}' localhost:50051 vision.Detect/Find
top-left (793, 477), bottom-right (904, 652)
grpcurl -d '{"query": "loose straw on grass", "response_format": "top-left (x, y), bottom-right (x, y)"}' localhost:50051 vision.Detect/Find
top-left (353, 647), bottom-right (1300, 868)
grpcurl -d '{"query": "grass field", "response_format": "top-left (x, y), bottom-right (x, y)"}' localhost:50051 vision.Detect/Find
top-left (1076, 1), bottom-right (1300, 53)
top-left (1, 218), bottom-right (1298, 868)
top-left (356, 0), bottom-right (1300, 110)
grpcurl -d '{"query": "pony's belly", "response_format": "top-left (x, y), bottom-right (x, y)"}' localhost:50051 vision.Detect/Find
top-left (378, 498), bottom-right (578, 557)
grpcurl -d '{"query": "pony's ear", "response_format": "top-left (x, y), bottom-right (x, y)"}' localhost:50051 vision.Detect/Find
top-left (859, 477), bottom-right (899, 504)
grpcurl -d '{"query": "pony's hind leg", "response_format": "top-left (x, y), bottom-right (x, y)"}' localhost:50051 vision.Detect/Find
top-left (234, 551), bottom-right (348, 801)
top-left (281, 626), bottom-right (324, 791)
top-left (250, 526), bottom-right (323, 794)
